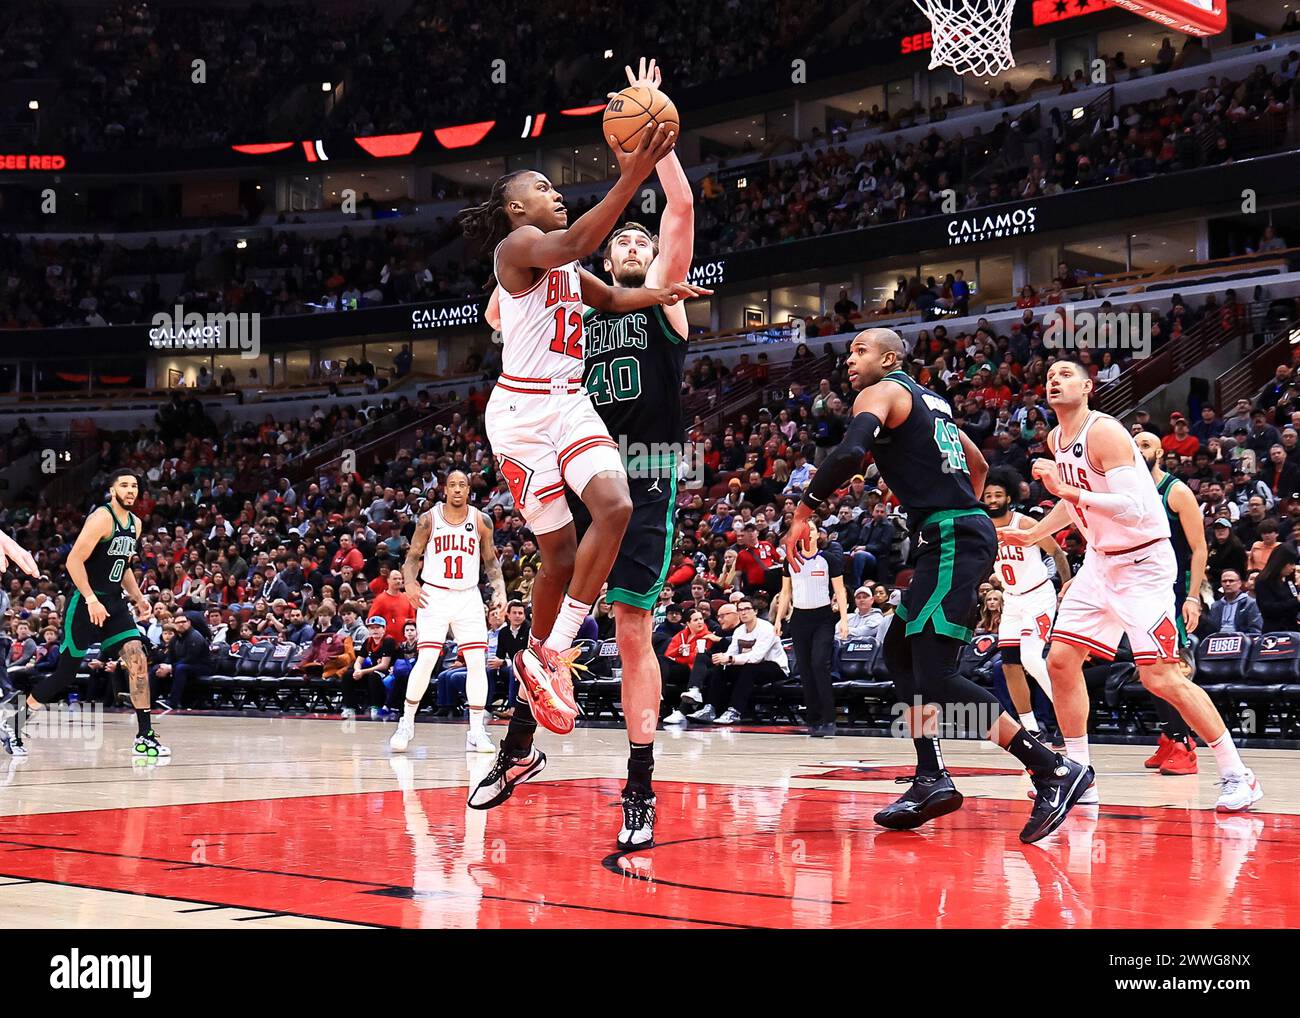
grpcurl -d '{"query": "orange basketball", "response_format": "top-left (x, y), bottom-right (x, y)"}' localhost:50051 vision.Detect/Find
top-left (603, 85), bottom-right (679, 154)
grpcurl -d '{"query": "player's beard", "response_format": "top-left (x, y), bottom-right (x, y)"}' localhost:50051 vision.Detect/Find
top-left (614, 266), bottom-right (647, 288)
top-left (1141, 452), bottom-right (1159, 470)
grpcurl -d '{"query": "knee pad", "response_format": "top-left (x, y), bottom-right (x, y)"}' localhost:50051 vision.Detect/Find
top-left (525, 494), bottom-right (574, 536)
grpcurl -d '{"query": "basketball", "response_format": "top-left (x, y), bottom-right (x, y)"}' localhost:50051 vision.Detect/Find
top-left (603, 85), bottom-right (679, 153)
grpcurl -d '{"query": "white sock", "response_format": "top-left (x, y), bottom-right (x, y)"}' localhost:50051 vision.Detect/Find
top-left (543, 596), bottom-right (591, 652)
top-left (402, 647), bottom-right (440, 721)
top-left (1208, 730), bottom-right (1246, 777)
top-left (1018, 712), bottom-right (1039, 733)
top-left (468, 706), bottom-right (485, 732)
top-left (1064, 736), bottom-right (1091, 769)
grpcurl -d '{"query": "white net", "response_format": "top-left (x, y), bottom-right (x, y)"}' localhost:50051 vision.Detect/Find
top-left (911, 0), bottom-right (1016, 79)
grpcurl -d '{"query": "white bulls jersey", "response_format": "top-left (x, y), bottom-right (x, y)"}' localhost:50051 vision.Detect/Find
top-left (493, 240), bottom-right (586, 383)
top-left (994, 512), bottom-right (1052, 594)
top-left (420, 503), bottom-right (483, 589)
top-left (1052, 410), bottom-right (1169, 553)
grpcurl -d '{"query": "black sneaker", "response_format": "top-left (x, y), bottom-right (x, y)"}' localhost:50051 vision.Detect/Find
top-left (0, 692), bottom-right (28, 757)
top-left (873, 771), bottom-right (964, 830)
top-left (616, 790), bottom-right (656, 850)
top-left (466, 746), bottom-right (547, 810)
top-left (1020, 758), bottom-right (1095, 844)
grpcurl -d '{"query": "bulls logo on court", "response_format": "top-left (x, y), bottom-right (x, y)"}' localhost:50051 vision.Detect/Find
top-left (1147, 616), bottom-right (1180, 659)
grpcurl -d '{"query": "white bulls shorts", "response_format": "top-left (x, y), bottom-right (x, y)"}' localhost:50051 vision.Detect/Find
top-left (416, 584), bottom-right (488, 657)
top-left (1050, 540), bottom-right (1180, 667)
top-left (485, 380), bottom-right (625, 534)
top-left (998, 579), bottom-right (1058, 652)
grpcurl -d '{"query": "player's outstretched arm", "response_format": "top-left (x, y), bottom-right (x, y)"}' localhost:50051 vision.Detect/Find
top-left (500, 124), bottom-right (676, 273)
top-left (1000, 497), bottom-right (1072, 547)
top-left (578, 268), bottom-right (710, 313)
top-left (785, 384), bottom-right (905, 570)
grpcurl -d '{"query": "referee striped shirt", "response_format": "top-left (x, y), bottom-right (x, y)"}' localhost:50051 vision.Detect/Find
top-left (788, 549), bottom-right (840, 610)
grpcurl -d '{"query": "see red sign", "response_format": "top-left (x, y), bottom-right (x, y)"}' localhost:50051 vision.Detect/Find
top-left (0, 153), bottom-right (67, 171)
top-left (900, 31), bottom-right (933, 55)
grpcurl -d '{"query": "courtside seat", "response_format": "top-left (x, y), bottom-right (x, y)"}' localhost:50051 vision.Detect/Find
top-left (1194, 631), bottom-right (1258, 698)
top-left (260, 642), bottom-right (306, 710)
top-left (227, 641), bottom-right (274, 708)
top-left (832, 631), bottom-right (891, 723)
top-left (571, 639), bottom-right (620, 718)
top-left (1231, 632), bottom-right (1298, 701)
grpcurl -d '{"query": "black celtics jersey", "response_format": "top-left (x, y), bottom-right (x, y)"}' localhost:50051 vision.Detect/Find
top-left (873, 370), bottom-right (984, 528)
top-left (581, 304), bottom-right (686, 470)
top-left (86, 504), bottom-right (138, 594)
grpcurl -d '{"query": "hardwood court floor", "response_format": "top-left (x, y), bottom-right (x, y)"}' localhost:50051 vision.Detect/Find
top-left (0, 712), bottom-right (1296, 929)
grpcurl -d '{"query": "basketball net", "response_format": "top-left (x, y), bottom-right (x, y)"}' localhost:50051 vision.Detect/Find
top-left (911, 0), bottom-right (1016, 79)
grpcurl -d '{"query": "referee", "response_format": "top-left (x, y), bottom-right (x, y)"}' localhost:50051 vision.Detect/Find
top-left (774, 525), bottom-right (848, 737)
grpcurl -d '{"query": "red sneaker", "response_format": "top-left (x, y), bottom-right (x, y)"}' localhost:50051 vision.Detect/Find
top-left (1159, 738), bottom-right (1198, 776)
top-left (513, 646), bottom-right (578, 735)
top-left (1144, 733), bottom-right (1174, 769)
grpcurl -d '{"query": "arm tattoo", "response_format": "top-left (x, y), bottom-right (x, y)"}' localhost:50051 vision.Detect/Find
top-left (404, 513), bottom-right (431, 590)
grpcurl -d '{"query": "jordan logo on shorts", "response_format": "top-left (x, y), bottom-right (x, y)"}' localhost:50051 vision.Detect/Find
top-left (1148, 616), bottom-right (1179, 659)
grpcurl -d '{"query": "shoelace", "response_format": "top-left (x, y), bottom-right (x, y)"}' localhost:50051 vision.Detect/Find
top-left (623, 795), bottom-right (655, 831)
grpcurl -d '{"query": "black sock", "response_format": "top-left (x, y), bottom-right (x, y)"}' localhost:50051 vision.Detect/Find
top-left (502, 699), bottom-right (537, 757)
top-left (1155, 697), bottom-right (1190, 744)
top-left (914, 736), bottom-right (944, 778)
top-left (626, 741), bottom-right (654, 795)
top-left (1005, 725), bottom-right (1061, 776)
top-left (136, 708), bottom-right (152, 737)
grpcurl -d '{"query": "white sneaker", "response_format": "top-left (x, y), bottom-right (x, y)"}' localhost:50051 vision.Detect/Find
top-left (341, 707), bottom-right (356, 719)
top-left (465, 726), bottom-right (495, 753)
top-left (714, 707), bottom-right (742, 725)
top-left (680, 687), bottom-right (703, 709)
top-left (663, 710), bottom-right (687, 725)
top-left (1215, 769), bottom-right (1263, 813)
top-left (390, 716), bottom-right (415, 753)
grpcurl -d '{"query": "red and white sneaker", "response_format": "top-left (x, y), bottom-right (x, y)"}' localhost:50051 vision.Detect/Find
top-left (1144, 733), bottom-right (1175, 769)
top-left (1158, 737), bottom-right (1198, 776)
top-left (1215, 769), bottom-right (1263, 813)
top-left (513, 643), bottom-right (579, 735)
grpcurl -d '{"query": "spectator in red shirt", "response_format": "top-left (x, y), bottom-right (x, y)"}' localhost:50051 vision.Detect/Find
top-left (331, 533), bottom-right (366, 573)
top-left (1161, 414), bottom-right (1200, 458)
top-left (734, 523), bottom-right (779, 593)
top-left (369, 568), bottom-right (417, 641)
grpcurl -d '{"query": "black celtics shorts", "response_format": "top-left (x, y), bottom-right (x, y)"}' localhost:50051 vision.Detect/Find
top-left (895, 509), bottom-right (996, 643)
top-left (61, 590), bottom-right (143, 659)
top-left (570, 471), bottom-right (677, 611)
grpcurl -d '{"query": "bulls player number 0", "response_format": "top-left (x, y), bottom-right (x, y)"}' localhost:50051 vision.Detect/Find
top-left (1000, 564), bottom-right (1016, 586)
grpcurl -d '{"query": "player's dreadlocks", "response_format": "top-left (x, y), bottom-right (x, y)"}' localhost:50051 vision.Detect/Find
top-left (455, 170), bottom-right (529, 290)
